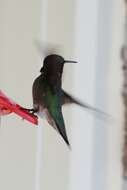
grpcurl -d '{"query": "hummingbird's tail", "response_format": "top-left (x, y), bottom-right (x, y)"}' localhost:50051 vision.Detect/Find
top-left (56, 124), bottom-right (71, 149)
top-left (62, 90), bottom-right (111, 120)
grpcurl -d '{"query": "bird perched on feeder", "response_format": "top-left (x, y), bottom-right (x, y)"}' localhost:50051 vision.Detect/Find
top-left (26, 53), bottom-right (106, 148)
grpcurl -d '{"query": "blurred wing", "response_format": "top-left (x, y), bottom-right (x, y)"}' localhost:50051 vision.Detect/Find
top-left (62, 90), bottom-right (110, 119)
top-left (34, 40), bottom-right (63, 58)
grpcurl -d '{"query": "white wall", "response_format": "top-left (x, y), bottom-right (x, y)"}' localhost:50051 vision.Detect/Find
top-left (39, 0), bottom-right (75, 190)
top-left (0, 0), bottom-right (41, 190)
top-left (0, 0), bottom-right (124, 190)
top-left (92, 0), bottom-right (124, 190)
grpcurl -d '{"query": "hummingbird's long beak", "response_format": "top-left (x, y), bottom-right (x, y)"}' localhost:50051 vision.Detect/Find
top-left (64, 60), bottom-right (77, 63)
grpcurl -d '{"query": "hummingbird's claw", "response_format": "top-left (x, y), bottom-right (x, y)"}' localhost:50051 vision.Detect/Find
top-left (20, 107), bottom-right (38, 117)
top-left (32, 114), bottom-right (38, 119)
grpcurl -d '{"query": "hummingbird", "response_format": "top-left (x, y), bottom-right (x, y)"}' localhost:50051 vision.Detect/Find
top-left (26, 54), bottom-right (107, 148)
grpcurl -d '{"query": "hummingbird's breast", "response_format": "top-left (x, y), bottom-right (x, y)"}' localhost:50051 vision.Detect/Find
top-left (37, 106), bottom-right (58, 131)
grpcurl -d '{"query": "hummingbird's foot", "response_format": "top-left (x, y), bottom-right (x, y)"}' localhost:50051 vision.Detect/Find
top-left (30, 109), bottom-right (38, 118)
top-left (20, 107), bottom-right (38, 117)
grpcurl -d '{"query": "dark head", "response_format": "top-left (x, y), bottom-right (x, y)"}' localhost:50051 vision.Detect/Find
top-left (40, 54), bottom-right (77, 76)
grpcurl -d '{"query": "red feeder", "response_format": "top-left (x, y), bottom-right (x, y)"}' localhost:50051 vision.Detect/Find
top-left (0, 90), bottom-right (38, 125)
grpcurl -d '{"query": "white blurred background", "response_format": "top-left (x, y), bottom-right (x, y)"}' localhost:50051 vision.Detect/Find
top-left (0, 0), bottom-right (124, 190)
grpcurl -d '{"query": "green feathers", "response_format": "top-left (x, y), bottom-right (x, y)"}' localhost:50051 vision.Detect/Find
top-left (44, 84), bottom-right (70, 147)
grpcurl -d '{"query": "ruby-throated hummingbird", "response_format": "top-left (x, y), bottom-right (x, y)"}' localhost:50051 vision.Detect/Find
top-left (27, 54), bottom-right (107, 148)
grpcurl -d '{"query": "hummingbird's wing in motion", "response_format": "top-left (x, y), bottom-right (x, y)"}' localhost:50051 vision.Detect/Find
top-left (62, 90), bottom-right (109, 118)
top-left (46, 91), bottom-right (70, 147)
